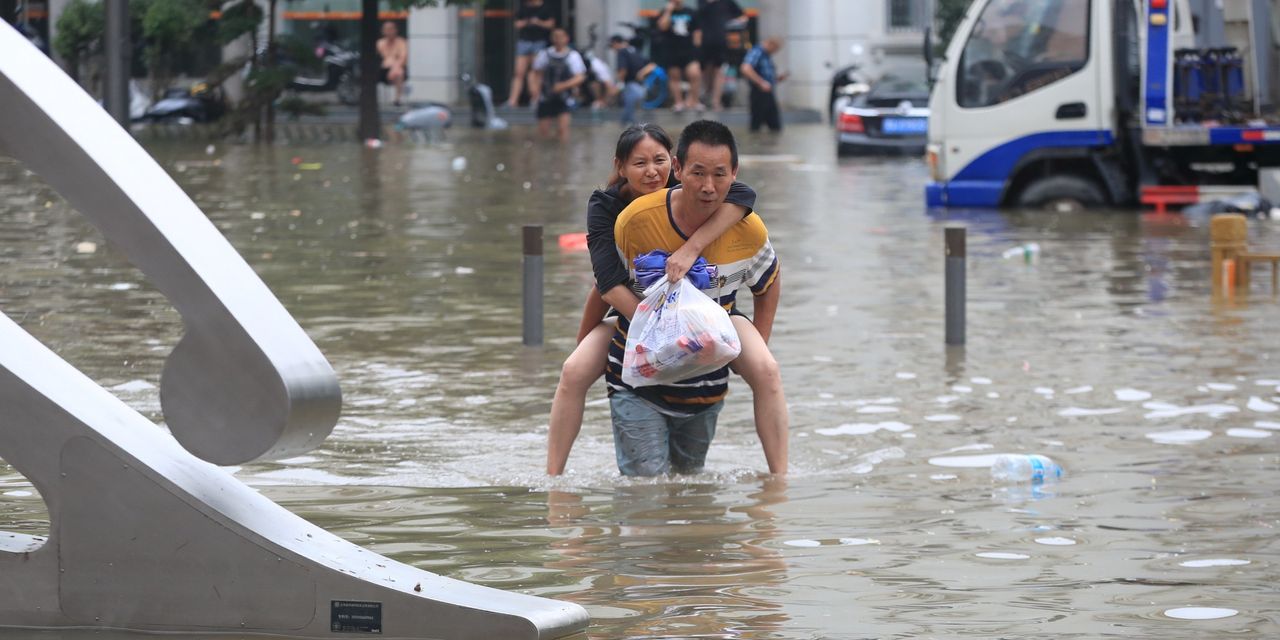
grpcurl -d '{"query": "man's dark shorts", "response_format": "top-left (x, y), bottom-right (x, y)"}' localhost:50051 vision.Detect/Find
top-left (378, 66), bottom-right (406, 84)
top-left (536, 95), bottom-right (571, 119)
top-left (665, 44), bottom-right (697, 70)
top-left (699, 42), bottom-right (730, 69)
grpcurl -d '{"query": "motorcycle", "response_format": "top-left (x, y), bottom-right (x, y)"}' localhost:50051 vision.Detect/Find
top-left (283, 40), bottom-right (360, 106)
top-left (828, 47), bottom-right (871, 125)
top-left (139, 83), bottom-right (226, 124)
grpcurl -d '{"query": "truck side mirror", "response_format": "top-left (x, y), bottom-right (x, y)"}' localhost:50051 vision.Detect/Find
top-left (924, 26), bottom-right (935, 90)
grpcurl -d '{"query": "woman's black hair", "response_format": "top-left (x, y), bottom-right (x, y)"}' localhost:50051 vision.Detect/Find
top-left (607, 123), bottom-right (674, 190)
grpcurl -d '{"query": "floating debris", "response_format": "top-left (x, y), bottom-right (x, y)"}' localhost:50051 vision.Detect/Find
top-left (1163, 607), bottom-right (1237, 620)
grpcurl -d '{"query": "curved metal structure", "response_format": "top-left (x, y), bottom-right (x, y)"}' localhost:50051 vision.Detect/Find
top-left (0, 23), bottom-right (588, 639)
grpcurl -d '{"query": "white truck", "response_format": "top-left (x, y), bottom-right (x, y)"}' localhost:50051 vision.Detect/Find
top-left (925, 0), bottom-right (1280, 210)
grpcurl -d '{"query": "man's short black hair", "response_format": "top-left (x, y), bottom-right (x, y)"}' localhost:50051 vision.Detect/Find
top-left (675, 120), bottom-right (738, 169)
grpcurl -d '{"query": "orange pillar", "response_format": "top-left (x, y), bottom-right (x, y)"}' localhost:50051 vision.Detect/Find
top-left (1210, 214), bottom-right (1247, 296)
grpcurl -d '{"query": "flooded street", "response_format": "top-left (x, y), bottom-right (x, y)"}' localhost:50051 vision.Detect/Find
top-left (3, 122), bottom-right (1279, 637)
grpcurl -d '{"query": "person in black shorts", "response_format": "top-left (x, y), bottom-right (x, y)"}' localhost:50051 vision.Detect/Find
top-left (506, 0), bottom-right (556, 107)
top-left (657, 0), bottom-right (702, 111)
top-left (693, 0), bottom-right (746, 112)
top-left (530, 28), bottom-right (587, 142)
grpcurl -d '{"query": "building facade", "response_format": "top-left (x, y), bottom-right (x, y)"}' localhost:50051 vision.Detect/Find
top-left (31, 0), bottom-right (931, 113)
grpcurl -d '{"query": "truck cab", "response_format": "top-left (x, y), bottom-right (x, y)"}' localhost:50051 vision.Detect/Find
top-left (926, 0), bottom-right (1280, 210)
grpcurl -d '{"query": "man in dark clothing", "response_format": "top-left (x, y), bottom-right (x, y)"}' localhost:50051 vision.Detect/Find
top-left (610, 34), bottom-right (658, 124)
top-left (657, 0), bottom-right (702, 111)
top-left (740, 37), bottom-right (787, 132)
top-left (693, 0), bottom-right (745, 111)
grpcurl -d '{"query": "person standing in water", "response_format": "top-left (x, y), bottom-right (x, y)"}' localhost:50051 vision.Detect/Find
top-left (506, 0), bottom-right (556, 107)
top-left (693, 0), bottom-right (746, 112)
top-left (657, 0), bottom-right (703, 111)
top-left (529, 28), bottom-right (587, 142)
top-left (740, 36), bottom-right (788, 132)
top-left (604, 120), bottom-right (783, 476)
top-left (546, 122), bottom-right (788, 476)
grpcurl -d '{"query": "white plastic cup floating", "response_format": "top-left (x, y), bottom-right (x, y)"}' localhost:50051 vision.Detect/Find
top-left (990, 454), bottom-right (1063, 485)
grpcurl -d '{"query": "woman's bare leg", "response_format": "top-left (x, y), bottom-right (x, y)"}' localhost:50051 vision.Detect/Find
top-left (729, 316), bottom-right (788, 474)
top-left (547, 322), bottom-right (614, 474)
top-left (507, 54), bottom-right (532, 107)
top-left (667, 67), bottom-right (684, 109)
top-left (684, 61), bottom-right (703, 108)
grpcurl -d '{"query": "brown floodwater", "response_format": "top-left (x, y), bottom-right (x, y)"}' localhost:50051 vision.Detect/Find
top-left (2, 122), bottom-right (1279, 638)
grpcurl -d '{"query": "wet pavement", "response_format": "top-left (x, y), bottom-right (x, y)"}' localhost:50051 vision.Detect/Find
top-left (2, 122), bottom-right (1279, 638)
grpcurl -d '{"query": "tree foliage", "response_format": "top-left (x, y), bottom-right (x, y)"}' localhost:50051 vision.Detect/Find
top-left (217, 0), bottom-right (263, 46)
top-left (139, 0), bottom-right (207, 95)
top-left (52, 0), bottom-right (104, 82)
top-left (934, 0), bottom-right (974, 55)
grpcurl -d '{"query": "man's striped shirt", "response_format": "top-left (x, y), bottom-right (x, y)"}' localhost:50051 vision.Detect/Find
top-left (605, 188), bottom-right (780, 415)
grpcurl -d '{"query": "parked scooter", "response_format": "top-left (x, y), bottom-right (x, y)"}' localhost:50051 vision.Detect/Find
top-left (139, 83), bottom-right (226, 124)
top-left (828, 46), bottom-right (871, 125)
top-left (286, 39), bottom-right (360, 106)
top-left (462, 73), bottom-right (508, 129)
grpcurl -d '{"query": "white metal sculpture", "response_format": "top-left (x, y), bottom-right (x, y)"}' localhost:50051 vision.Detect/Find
top-left (0, 22), bottom-right (588, 639)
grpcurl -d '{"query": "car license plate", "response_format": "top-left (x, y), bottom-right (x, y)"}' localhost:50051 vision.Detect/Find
top-left (882, 118), bottom-right (926, 135)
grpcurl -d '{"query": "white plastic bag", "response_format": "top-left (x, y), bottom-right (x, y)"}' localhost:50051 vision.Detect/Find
top-left (622, 278), bottom-right (742, 388)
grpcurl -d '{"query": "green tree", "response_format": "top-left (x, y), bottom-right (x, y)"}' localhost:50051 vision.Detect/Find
top-left (53, 0), bottom-right (105, 85)
top-left (935, 0), bottom-right (974, 55)
top-left (140, 0), bottom-right (208, 99)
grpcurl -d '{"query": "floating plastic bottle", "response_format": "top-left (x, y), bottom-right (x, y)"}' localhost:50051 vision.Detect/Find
top-left (1001, 242), bottom-right (1041, 262)
top-left (990, 454), bottom-right (1062, 484)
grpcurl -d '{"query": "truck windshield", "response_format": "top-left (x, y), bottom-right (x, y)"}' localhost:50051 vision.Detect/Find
top-left (957, 0), bottom-right (1090, 108)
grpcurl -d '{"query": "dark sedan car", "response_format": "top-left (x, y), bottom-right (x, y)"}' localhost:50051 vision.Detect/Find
top-left (836, 72), bottom-right (929, 156)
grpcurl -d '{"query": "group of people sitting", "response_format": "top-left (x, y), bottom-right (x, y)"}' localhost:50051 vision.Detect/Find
top-left (506, 0), bottom-right (774, 140)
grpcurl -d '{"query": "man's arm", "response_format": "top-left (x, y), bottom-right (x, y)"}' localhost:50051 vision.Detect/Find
top-left (727, 0), bottom-right (747, 25)
top-left (752, 271), bottom-right (780, 343)
top-left (658, 2), bottom-right (675, 30)
top-left (393, 39), bottom-right (408, 66)
top-left (666, 202), bottom-right (747, 281)
top-left (556, 72), bottom-right (586, 93)
top-left (740, 58), bottom-right (770, 91)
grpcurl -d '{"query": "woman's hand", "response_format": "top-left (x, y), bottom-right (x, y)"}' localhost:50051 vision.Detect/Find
top-left (665, 245), bottom-right (699, 282)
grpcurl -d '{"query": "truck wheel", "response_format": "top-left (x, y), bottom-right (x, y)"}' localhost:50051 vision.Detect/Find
top-left (1015, 175), bottom-right (1107, 211)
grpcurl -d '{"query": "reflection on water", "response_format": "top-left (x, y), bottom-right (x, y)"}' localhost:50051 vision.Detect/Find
top-left (2, 124), bottom-right (1278, 637)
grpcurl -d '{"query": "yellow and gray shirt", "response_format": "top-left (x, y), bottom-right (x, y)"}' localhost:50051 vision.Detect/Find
top-left (605, 188), bottom-right (780, 415)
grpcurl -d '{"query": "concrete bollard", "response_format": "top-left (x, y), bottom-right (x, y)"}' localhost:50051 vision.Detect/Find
top-left (1210, 214), bottom-right (1247, 296)
top-left (945, 226), bottom-right (965, 346)
top-left (523, 225), bottom-right (543, 346)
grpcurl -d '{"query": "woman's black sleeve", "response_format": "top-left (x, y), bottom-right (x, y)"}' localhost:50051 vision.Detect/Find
top-left (586, 191), bottom-right (631, 294)
top-left (724, 181), bottom-right (757, 215)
